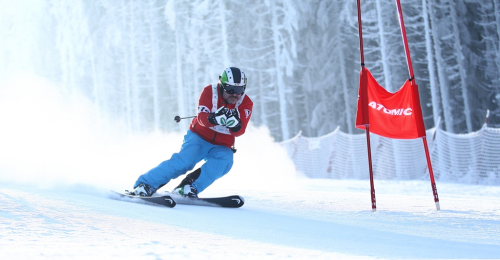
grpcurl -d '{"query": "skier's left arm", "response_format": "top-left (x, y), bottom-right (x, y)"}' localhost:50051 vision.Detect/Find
top-left (228, 101), bottom-right (253, 137)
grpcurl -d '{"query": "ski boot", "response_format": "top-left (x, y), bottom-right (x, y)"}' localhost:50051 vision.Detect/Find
top-left (173, 184), bottom-right (198, 198)
top-left (126, 183), bottom-right (154, 197)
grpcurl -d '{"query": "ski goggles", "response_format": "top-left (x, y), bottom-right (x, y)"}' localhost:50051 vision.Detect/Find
top-left (222, 83), bottom-right (245, 95)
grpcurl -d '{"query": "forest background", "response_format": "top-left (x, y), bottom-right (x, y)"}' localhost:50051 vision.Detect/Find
top-left (1, 0), bottom-right (499, 141)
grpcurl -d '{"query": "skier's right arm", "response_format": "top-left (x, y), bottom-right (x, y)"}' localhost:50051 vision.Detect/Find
top-left (196, 86), bottom-right (217, 127)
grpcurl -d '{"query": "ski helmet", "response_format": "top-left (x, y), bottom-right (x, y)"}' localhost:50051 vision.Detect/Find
top-left (219, 67), bottom-right (247, 95)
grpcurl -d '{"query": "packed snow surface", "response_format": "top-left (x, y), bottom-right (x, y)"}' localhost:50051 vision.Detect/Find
top-left (1, 180), bottom-right (500, 260)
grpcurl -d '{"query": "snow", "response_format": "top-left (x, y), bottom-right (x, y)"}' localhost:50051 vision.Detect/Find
top-left (2, 181), bottom-right (500, 259)
top-left (1, 76), bottom-right (500, 259)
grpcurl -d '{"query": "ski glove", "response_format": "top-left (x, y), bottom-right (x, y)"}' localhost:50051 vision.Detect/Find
top-left (208, 106), bottom-right (229, 126)
top-left (225, 109), bottom-right (242, 131)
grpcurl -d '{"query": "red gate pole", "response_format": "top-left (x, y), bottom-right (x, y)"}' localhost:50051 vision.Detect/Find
top-left (357, 0), bottom-right (376, 211)
top-left (395, 0), bottom-right (440, 210)
top-left (366, 125), bottom-right (376, 211)
top-left (357, 0), bottom-right (365, 66)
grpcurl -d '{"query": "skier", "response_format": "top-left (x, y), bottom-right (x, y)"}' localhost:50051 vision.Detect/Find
top-left (127, 67), bottom-right (253, 198)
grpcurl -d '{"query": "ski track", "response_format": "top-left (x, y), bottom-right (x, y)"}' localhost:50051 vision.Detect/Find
top-left (1, 180), bottom-right (500, 259)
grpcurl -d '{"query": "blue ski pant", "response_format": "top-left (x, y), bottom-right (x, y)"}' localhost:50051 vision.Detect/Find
top-left (134, 130), bottom-right (234, 194)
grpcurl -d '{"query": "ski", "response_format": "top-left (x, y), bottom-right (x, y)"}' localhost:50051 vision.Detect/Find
top-left (110, 191), bottom-right (176, 208)
top-left (166, 192), bottom-right (244, 208)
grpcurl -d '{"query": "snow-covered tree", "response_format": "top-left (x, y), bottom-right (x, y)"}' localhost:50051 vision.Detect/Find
top-left (2, 0), bottom-right (500, 140)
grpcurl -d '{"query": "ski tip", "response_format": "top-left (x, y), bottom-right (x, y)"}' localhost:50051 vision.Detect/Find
top-left (229, 195), bottom-right (244, 208)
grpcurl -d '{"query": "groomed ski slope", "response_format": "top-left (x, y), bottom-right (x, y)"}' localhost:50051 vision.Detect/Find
top-left (1, 179), bottom-right (500, 259)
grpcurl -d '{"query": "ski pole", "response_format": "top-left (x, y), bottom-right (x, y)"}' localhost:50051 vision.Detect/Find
top-left (174, 115), bottom-right (196, 123)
